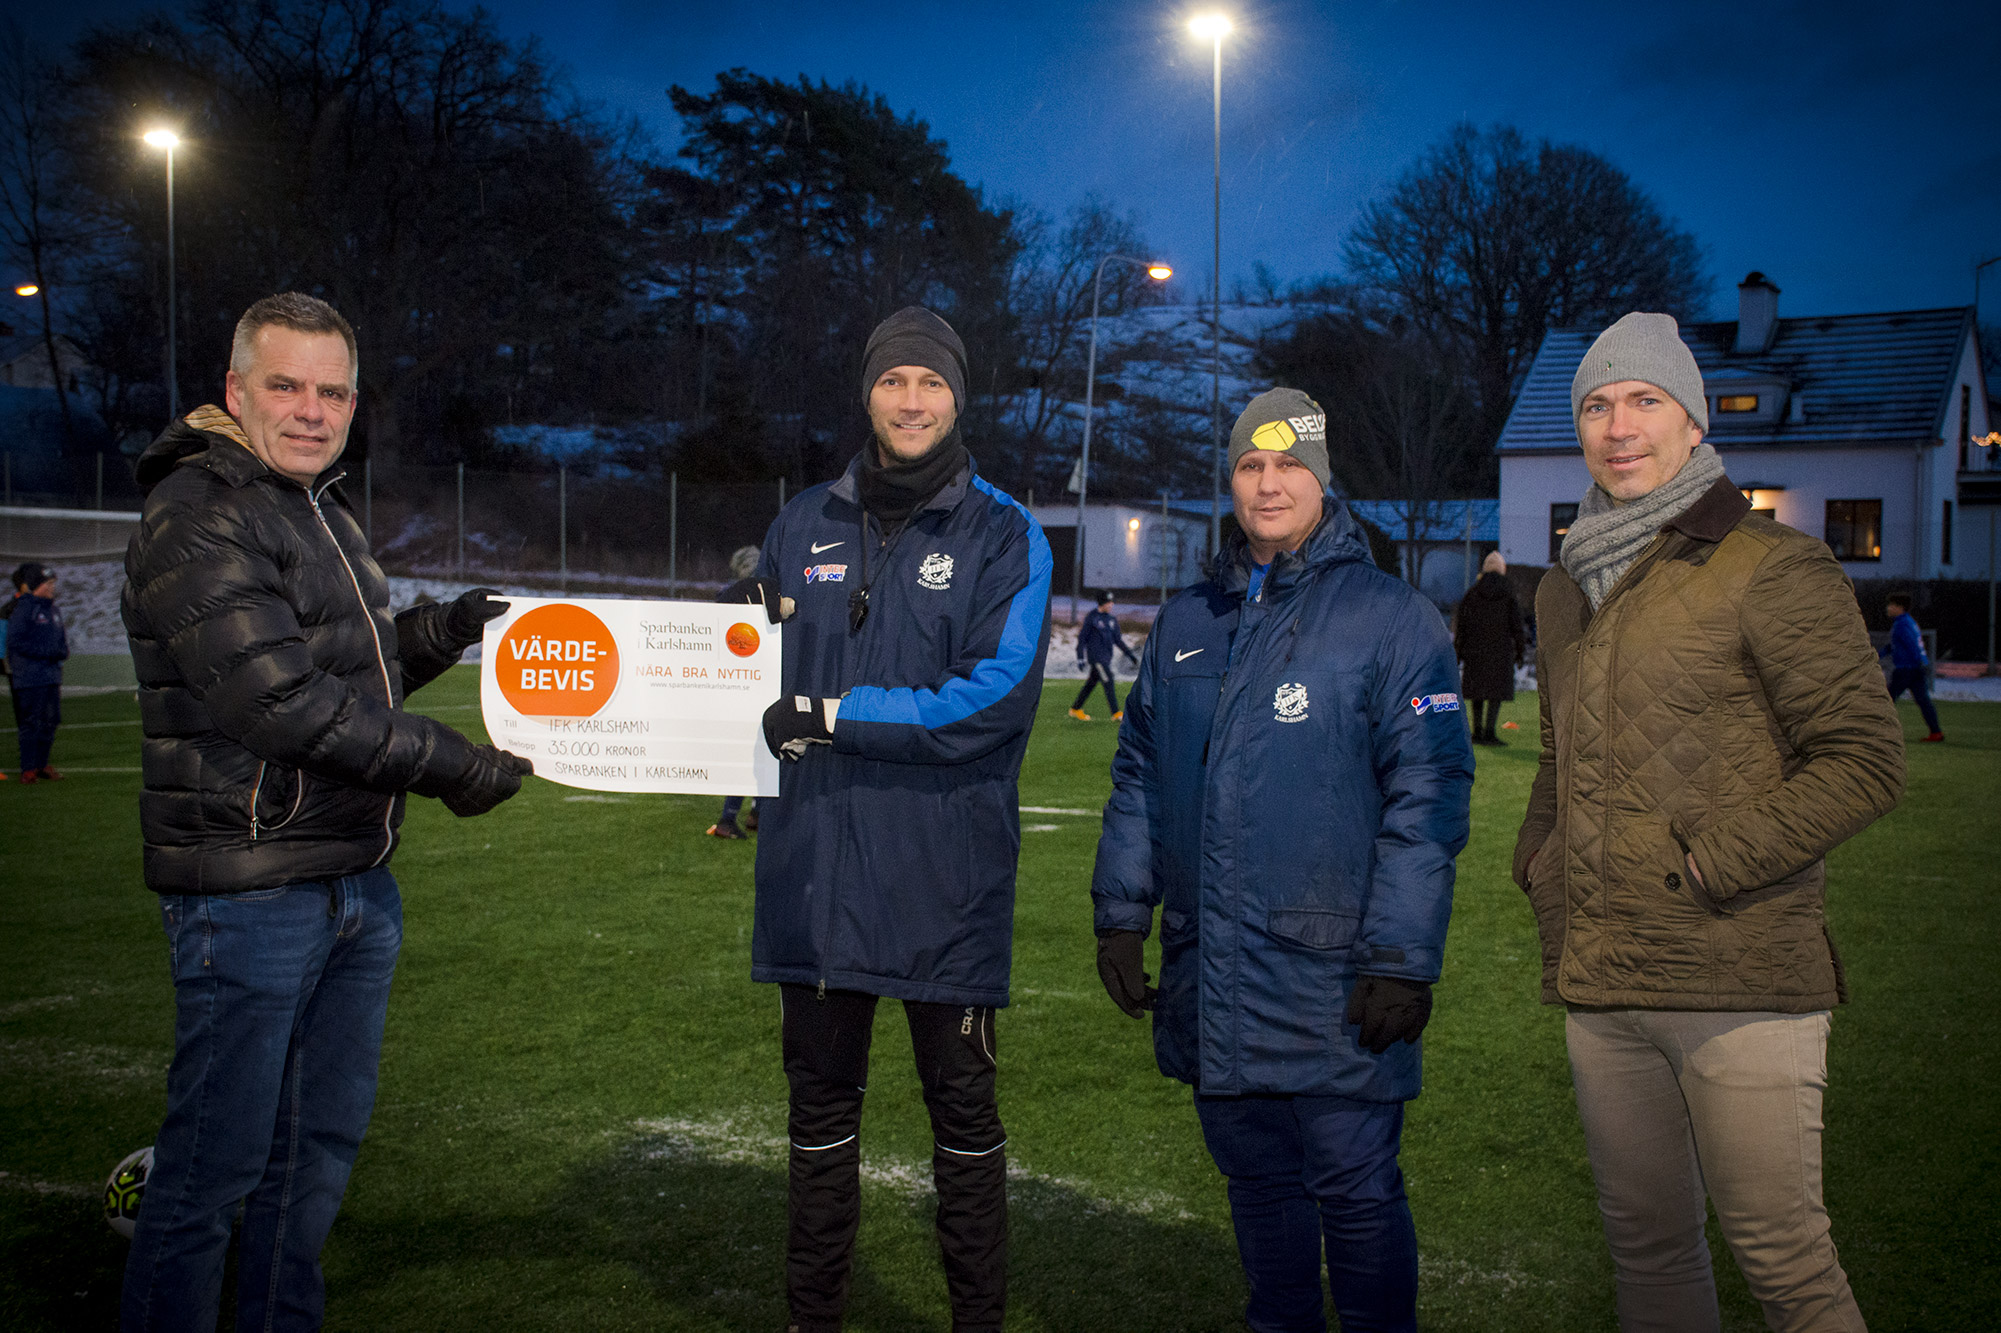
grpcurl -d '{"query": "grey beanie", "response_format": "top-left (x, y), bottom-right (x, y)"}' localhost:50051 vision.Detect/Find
top-left (1229, 387), bottom-right (1330, 489)
top-left (1571, 312), bottom-right (1708, 433)
top-left (862, 306), bottom-right (967, 411)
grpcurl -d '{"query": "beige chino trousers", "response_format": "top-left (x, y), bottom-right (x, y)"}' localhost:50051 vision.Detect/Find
top-left (1565, 1008), bottom-right (1866, 1333)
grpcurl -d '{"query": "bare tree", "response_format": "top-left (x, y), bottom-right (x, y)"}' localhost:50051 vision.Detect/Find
top-left (0, 23), bottom-right (81, 449)
top-left (1347, 123), bottom-right (1709, 448)
top-left (1001, 199), bottom-right (1155, 497)
top-left (1262, 295), bottom-right (1482, 582)
top-left (63, 0), bottom-right (640, 456)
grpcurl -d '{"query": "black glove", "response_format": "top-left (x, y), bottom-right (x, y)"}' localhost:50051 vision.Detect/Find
top-left (413, 743), bottom-right (534, 817)
top-left (1344, 975), bottom-right (1433, 1054)
top-left (1096, 930), bottom-right (1157, 1018)
top-left (444, 588), bottom-right (510, 643)
top-left (762, 694), bottom-right (838, 760)
top-left (724, 575), bottom-right (793, 625)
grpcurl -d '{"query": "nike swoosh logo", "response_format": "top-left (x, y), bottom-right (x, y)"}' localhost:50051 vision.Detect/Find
top-left (810, 540), bottom-right (845, 554)
top-left (1174, 648), bottom-right (1205, 662)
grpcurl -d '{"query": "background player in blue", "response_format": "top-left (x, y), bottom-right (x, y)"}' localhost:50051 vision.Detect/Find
top-left (733, 306), bottom-right (1051, 1333)
top-left (1089, 388), bottom-right (1473, 1333)
top-left (1878, 592), bottom-right (1943, 742)
top-left (1069, 590), bottom-right (1139, 721)
top-left (5, 561), bottom-right (69, 781)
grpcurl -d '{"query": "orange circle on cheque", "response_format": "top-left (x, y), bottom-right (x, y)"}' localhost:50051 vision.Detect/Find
top-left (496, 603), bottom-right (620, 717)
top-left (725, 622), bottom-right (760, 658)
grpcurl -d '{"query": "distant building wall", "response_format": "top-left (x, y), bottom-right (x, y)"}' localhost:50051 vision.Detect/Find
top-left (1029, 502), bottom-right (1208, 592)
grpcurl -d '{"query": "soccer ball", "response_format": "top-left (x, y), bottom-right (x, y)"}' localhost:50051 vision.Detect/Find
top-left (104, 1146), bottom-right (154, 1240)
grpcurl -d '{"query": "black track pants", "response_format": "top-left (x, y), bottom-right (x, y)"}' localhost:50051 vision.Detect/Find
top-left (1071, 661), bottom-right (1120, 714)
top-left (780, 984), bottom-right (1007, 1333)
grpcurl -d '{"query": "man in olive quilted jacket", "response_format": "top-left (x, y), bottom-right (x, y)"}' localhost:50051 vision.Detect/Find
top-left (1512, 312), bottom-right (1903, 1333)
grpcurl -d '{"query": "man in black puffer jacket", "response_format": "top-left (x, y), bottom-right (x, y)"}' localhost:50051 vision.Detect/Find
top-left (119, 293), bottom-right (530, 1333)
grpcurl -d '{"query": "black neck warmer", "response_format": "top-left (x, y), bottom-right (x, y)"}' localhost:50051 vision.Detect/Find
top-left (856, 429), bottom-right (967, 529)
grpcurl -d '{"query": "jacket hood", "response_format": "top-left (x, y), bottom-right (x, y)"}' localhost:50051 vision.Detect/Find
top-left (135, 406), bottom-right (257, 492)
top-left (1208, 494), bottom-right (1373, 598)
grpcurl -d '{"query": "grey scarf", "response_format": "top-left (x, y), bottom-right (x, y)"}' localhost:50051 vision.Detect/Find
top-left (1560, 443), bottom-right (1725, 609)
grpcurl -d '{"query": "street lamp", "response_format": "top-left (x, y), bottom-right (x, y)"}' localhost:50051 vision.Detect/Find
top-left (1073, 254), bottom-right (1173, 622)
top-left (14, 284), bottom-right (38, 297)
top-left (1189, 13), bottom-right (1231, 555)
top-left (144, 128), bottom-right (181, 419)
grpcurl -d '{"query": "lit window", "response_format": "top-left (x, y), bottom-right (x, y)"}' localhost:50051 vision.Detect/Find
top-left (1717, 395), bottom-right (1759, 413)
top-left (1549, 503), bottom-right (1577, 564)
top-left (1824, 499), bottom-right (1882, 562)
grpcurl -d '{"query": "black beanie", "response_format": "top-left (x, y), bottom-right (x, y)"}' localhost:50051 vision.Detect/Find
top-left (862, 307), bottom-right (967, 411)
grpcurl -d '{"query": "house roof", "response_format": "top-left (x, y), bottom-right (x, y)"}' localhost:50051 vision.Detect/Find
top-left (0, 331), bottom-right (84, 369)
top-left (1496, 306), bottom-right (1975, 453)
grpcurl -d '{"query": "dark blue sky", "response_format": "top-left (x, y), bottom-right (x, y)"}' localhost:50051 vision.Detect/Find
top-left (37, 0), bottom-right (2001, 324)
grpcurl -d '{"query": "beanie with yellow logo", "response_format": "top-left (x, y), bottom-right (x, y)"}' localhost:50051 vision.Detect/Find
top-left (1228, 387), bottom-right (1330, 488)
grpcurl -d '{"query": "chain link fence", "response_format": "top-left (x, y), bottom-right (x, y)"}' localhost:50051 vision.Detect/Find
top-left (357, 459), bottom-right (792, 593)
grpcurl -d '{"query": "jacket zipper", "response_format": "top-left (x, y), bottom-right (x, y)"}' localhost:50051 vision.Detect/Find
top-left (248, 760), bottom-right (307, 843)
top-left (307, 477), bottom-right (398, 867)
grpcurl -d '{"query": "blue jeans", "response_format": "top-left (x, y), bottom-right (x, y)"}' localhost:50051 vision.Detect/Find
top-left (122, 868), bottom-right (403, 1333)
top-left (1886, 666), bottom-right (1940, 733)
top-left (1194, 1092), bottom-right (1418, 1333)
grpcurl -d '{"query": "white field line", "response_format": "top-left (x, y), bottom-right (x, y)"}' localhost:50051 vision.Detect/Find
top-left (1019, 806), bottom-right (1097, 817)
top-left (0, 1171), bottom-right (97, 1199)
top-left (630, 1112), bottom-right (1196, 1222)
top-left (0, 994), bottom-right (78, 1020)
top-left (1419, 1255), bottom-right (1558, 1292)
top-left (0, 1037), bottom-right (162, 1084)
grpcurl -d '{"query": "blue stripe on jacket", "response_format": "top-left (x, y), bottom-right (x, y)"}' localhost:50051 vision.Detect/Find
top-left (839, 476), bottom-right (1053, 729)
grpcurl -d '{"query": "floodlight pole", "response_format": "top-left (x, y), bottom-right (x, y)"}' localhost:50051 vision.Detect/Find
top-left (1206, 30), bottom-right (1223, 558)
top-left (1076, 253), bottom-right (1159, 624)
top-left (163, 142), bottom-right (178, 420)
top-left (1971, 257), bottom-right (1998, 675)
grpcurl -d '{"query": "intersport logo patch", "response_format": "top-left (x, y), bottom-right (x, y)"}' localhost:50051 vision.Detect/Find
top-left (804, 563), bottom-right (848, 584)
top-left (1410, 692), bottom-right (1461, 715)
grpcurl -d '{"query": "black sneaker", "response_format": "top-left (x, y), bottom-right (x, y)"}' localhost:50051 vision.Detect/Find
top-left (706, 820), bottom-right (747, 840)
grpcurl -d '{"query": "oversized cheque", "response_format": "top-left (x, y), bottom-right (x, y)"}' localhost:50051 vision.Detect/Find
top-left (481, 596), bottom-right (781, 795)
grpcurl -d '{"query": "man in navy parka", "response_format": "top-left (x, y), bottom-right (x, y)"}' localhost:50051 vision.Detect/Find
top-left (1090, 388), bottom-right (1473, 1332)
top-left (744, 306), bottom-right (1051, 1333)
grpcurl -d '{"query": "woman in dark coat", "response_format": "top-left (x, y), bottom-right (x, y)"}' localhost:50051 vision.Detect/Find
top-left (1455, 550), bottom-right (1526, 745)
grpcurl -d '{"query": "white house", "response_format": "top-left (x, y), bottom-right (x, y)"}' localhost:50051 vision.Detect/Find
top-left (0, 329), bottom-right (88, 392)
top-left (1497, 274), bottom-right (1995, 580)
top-left (1028, 500), bottom-right (1209, 600)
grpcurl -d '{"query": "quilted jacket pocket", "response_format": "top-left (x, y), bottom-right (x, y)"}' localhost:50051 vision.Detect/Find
top-left (1265, 908), bottom-right (1359, 951)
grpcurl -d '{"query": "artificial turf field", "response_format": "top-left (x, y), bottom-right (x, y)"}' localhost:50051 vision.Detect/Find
top-left (2, 671), bottom-right (1995, 1331)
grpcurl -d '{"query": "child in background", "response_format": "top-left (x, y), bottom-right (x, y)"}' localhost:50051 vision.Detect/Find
top-left (1880, 592), bottom-right (1943, 743)
top-left (6, 561), bottom-right (69, 781)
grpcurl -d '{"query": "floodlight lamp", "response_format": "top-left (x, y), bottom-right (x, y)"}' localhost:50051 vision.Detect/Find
top-left (1189, 14), bottom-right (1232, 39)
top-left (1128, 518), bottom-right (1142, 532)
top-left (1146, 264), bottom-right (1174, 281)
top-left (143, 129), bottom-right (180, 150)
top-left (15, 284), bottom-right (38, 297)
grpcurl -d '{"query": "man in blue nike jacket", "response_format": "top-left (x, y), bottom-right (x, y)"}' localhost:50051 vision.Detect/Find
top-left (1090, 388), bottom-right (1474, 1333)
top-left (740, 306), bottom-right (1051, 1333)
